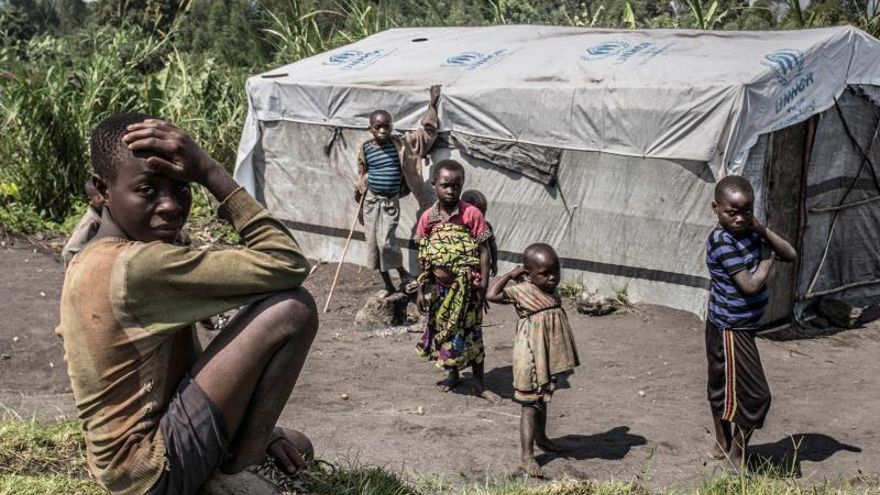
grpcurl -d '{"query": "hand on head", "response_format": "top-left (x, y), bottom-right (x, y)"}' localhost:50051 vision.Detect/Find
top-left (122, 119), bottom-right (221, 185)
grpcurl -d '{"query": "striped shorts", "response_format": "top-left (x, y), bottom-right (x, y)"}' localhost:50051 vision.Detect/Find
top-left (705, 321), bottom-right (772, 429)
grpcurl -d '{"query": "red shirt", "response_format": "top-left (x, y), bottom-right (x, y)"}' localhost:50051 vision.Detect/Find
top-left (415, 200), bottom-right (492, 243)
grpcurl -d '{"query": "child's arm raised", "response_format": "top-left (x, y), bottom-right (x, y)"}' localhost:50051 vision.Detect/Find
top-left (119, 120), bottom-right (311, 335)
top-left (731, 244), bottom-right (774, 296)
top-left (751, 220), bottom-right (797, 262)
top-left (405, 85), bottom-right (441, 158)
top-left (123, 119), bottom-right (238, 202)
top-left (487, 265), bottom-right (525, 304)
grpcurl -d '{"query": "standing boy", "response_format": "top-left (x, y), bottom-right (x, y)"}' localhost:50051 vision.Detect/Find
top-left (414, 160), bottom-right (500, 403)
top-left (356, 85), bottom-right (441, 294)
top-left (705, 175), bottom-right (796, 470)
top-left (56, 114), bottom-right (318, 495)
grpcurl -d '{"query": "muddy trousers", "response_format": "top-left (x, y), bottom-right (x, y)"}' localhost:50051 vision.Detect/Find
top-left (706, 321), bottom-right (771, 429)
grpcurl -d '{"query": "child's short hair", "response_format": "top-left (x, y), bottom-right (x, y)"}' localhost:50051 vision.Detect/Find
top-left (432, 159), bottom-right (465, 181)
top-left (461, 189), bottom-right (487, 212)
top-left (523, 243), bottom-right (558, 267)
top-left (90, 113), bottom-right (156, 182)
top-left (369, 109), bottom-right (391, 124)
top-left (714, 175), bottom-right (754, 202)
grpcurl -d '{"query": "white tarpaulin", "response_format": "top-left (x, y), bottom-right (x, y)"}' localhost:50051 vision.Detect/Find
top-left (233, 26), bottom-right (880, 318)
top-left (236, 25), bottom-right (880, 191)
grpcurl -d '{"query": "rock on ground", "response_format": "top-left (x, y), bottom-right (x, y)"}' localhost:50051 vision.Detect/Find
top-left (575, 291), bottom-right (620, 316)
top-left (354, 290), bottom-right (418, 330)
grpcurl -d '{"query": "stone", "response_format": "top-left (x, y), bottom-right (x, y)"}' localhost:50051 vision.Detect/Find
top-left (354, 290), bottom-right (417, 330)
top-left (575, 291), bottom-right (620, 316)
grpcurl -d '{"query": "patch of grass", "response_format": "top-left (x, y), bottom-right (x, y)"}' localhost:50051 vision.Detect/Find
top-left (557, 279), bottom-right (584, 299)
top-left (612, 285), bottom-right (634, 312)
top-left (304, 459), bottom-right (420, 495)
top-left (1, 418), bottom-right (878, 495)
top-left (0, 417), bottom-right (88, 478)
top-left (447, 479), bottom-right (644, 495)
top-left (0, 474), bottom-right (104, 495)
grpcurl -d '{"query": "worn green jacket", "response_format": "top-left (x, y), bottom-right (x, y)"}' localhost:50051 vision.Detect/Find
top-left (56, 188), bottom-right (309, 495)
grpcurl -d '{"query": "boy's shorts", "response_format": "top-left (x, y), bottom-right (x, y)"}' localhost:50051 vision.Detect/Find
top-left (146, 375), bottom-right (229, 495)
top-left (705, 321), bottom-right (771, 429)
top-left (363, 190), bottom-right (402, 271)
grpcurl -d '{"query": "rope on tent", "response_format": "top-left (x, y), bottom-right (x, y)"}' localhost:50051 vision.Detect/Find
top-left (809, 194), bottom-right (880, 213)
top-left (805, 278), bottom-right (880, 299)
top-left (802, 97), bottom-right (880, 299)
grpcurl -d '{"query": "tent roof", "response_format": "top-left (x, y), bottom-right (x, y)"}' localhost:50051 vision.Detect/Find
top-left (241, 25), bottom-right (880, 171)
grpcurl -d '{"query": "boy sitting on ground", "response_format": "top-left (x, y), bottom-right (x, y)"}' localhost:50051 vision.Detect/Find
top-left (705, 175), bottom-right (796, 471)
top-left (355, 85), bottom-right (441, 294)
top-left (56, 114), bottom-right (319, 495)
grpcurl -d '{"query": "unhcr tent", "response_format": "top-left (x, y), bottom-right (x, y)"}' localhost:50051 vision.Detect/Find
top-left (234, 25), bottom-right (880, 329)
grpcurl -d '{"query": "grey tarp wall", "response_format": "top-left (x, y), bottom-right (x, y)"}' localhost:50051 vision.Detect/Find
top-left (236, 26), bottom-right (880, 319)
top-left (253, 121), bottom-right (729, 316)
top-left (796, 89), bottom-right (880, 321)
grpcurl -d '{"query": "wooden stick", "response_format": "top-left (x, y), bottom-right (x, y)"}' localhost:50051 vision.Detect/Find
top-left (323, 192), bottom-right (366, 313)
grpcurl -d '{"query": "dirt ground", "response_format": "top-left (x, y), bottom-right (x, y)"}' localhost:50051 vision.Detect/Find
top-left (1, 239), bottom-right (878, 490)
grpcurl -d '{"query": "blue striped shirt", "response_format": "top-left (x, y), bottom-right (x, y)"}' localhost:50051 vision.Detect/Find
top-left (364, 141), bottom-right (401, 194)
top-left (706, 228), bottom-right (767, 330)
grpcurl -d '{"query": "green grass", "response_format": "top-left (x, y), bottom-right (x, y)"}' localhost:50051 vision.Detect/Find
top-left (1, 417), bottom-right (878, 495)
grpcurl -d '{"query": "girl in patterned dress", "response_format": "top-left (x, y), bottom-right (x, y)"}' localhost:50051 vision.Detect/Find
top-left (487, 243), bottom-right (580, 478)
top-left (415, 160), bottom-right (500, 403)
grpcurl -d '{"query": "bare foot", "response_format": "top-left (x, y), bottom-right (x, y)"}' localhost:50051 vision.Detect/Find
top-left (707, 443), bottom-right (727, 460)
top-left (472, 386), bottom-right (501, 404)
top-left (535, 437), bottom-right (563, 453)
top-left (517, 457), bottom-right (545, 478)
top-left (436, 373), bottom-right (460, 392)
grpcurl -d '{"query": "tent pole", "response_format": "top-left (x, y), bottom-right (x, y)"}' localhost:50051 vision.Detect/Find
top-left (323, 192), bottom-right (367, 313)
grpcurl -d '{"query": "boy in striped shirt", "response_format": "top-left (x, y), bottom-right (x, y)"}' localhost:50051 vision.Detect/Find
top-left (356, 85), bottom-right (441, 294)
top-left (705, 175), bottom-right (796, 471)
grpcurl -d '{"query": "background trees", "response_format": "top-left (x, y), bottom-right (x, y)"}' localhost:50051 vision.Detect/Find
top-left (0, 0), bottom-right (878, 231)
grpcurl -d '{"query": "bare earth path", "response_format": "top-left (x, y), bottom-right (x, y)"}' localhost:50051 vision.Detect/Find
top-left (1, 242), bottom-right (877, 490)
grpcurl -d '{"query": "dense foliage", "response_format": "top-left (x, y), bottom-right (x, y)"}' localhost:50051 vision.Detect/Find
top-left (1, 0), bottom-right (878, 232)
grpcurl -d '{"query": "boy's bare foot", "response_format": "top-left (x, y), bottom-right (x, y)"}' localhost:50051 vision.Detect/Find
top-left (535, 437), bottom-right (563, 453)
top-left (517, 457), bottom-right (545, 478)
top-left (707, 444), bottom-right (727, 460)
top-left (472, 385), bottom-right (501, 404)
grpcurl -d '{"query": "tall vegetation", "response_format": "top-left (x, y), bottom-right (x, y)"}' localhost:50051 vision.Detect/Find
top-left (1, 0), bottom-right (879, 233)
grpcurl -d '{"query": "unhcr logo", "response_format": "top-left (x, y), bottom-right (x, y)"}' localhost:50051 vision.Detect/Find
top-left (581, 41), bottom-right (669, 64)
top-left (762, 49), bottom-right (805, 86)
top-left (442, 49), bottom-right (509, 70)
top-left (324, 49), bottom-right (388, 70)
top-left (581, 41), bottom-right (630, 61)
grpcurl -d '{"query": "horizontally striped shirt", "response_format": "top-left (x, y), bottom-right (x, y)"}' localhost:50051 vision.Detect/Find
top-left (364, 141), bottom-right (401, 194)
top-left (705, 228), bottom-right (767, 330)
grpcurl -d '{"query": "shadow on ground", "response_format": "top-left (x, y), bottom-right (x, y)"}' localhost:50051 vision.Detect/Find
top-left (537, 426), bottom-right (648, 464)
top-left (750, 433), bottom-right (861, 477)
top-left (479, 365), bottom-right (575, 400)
